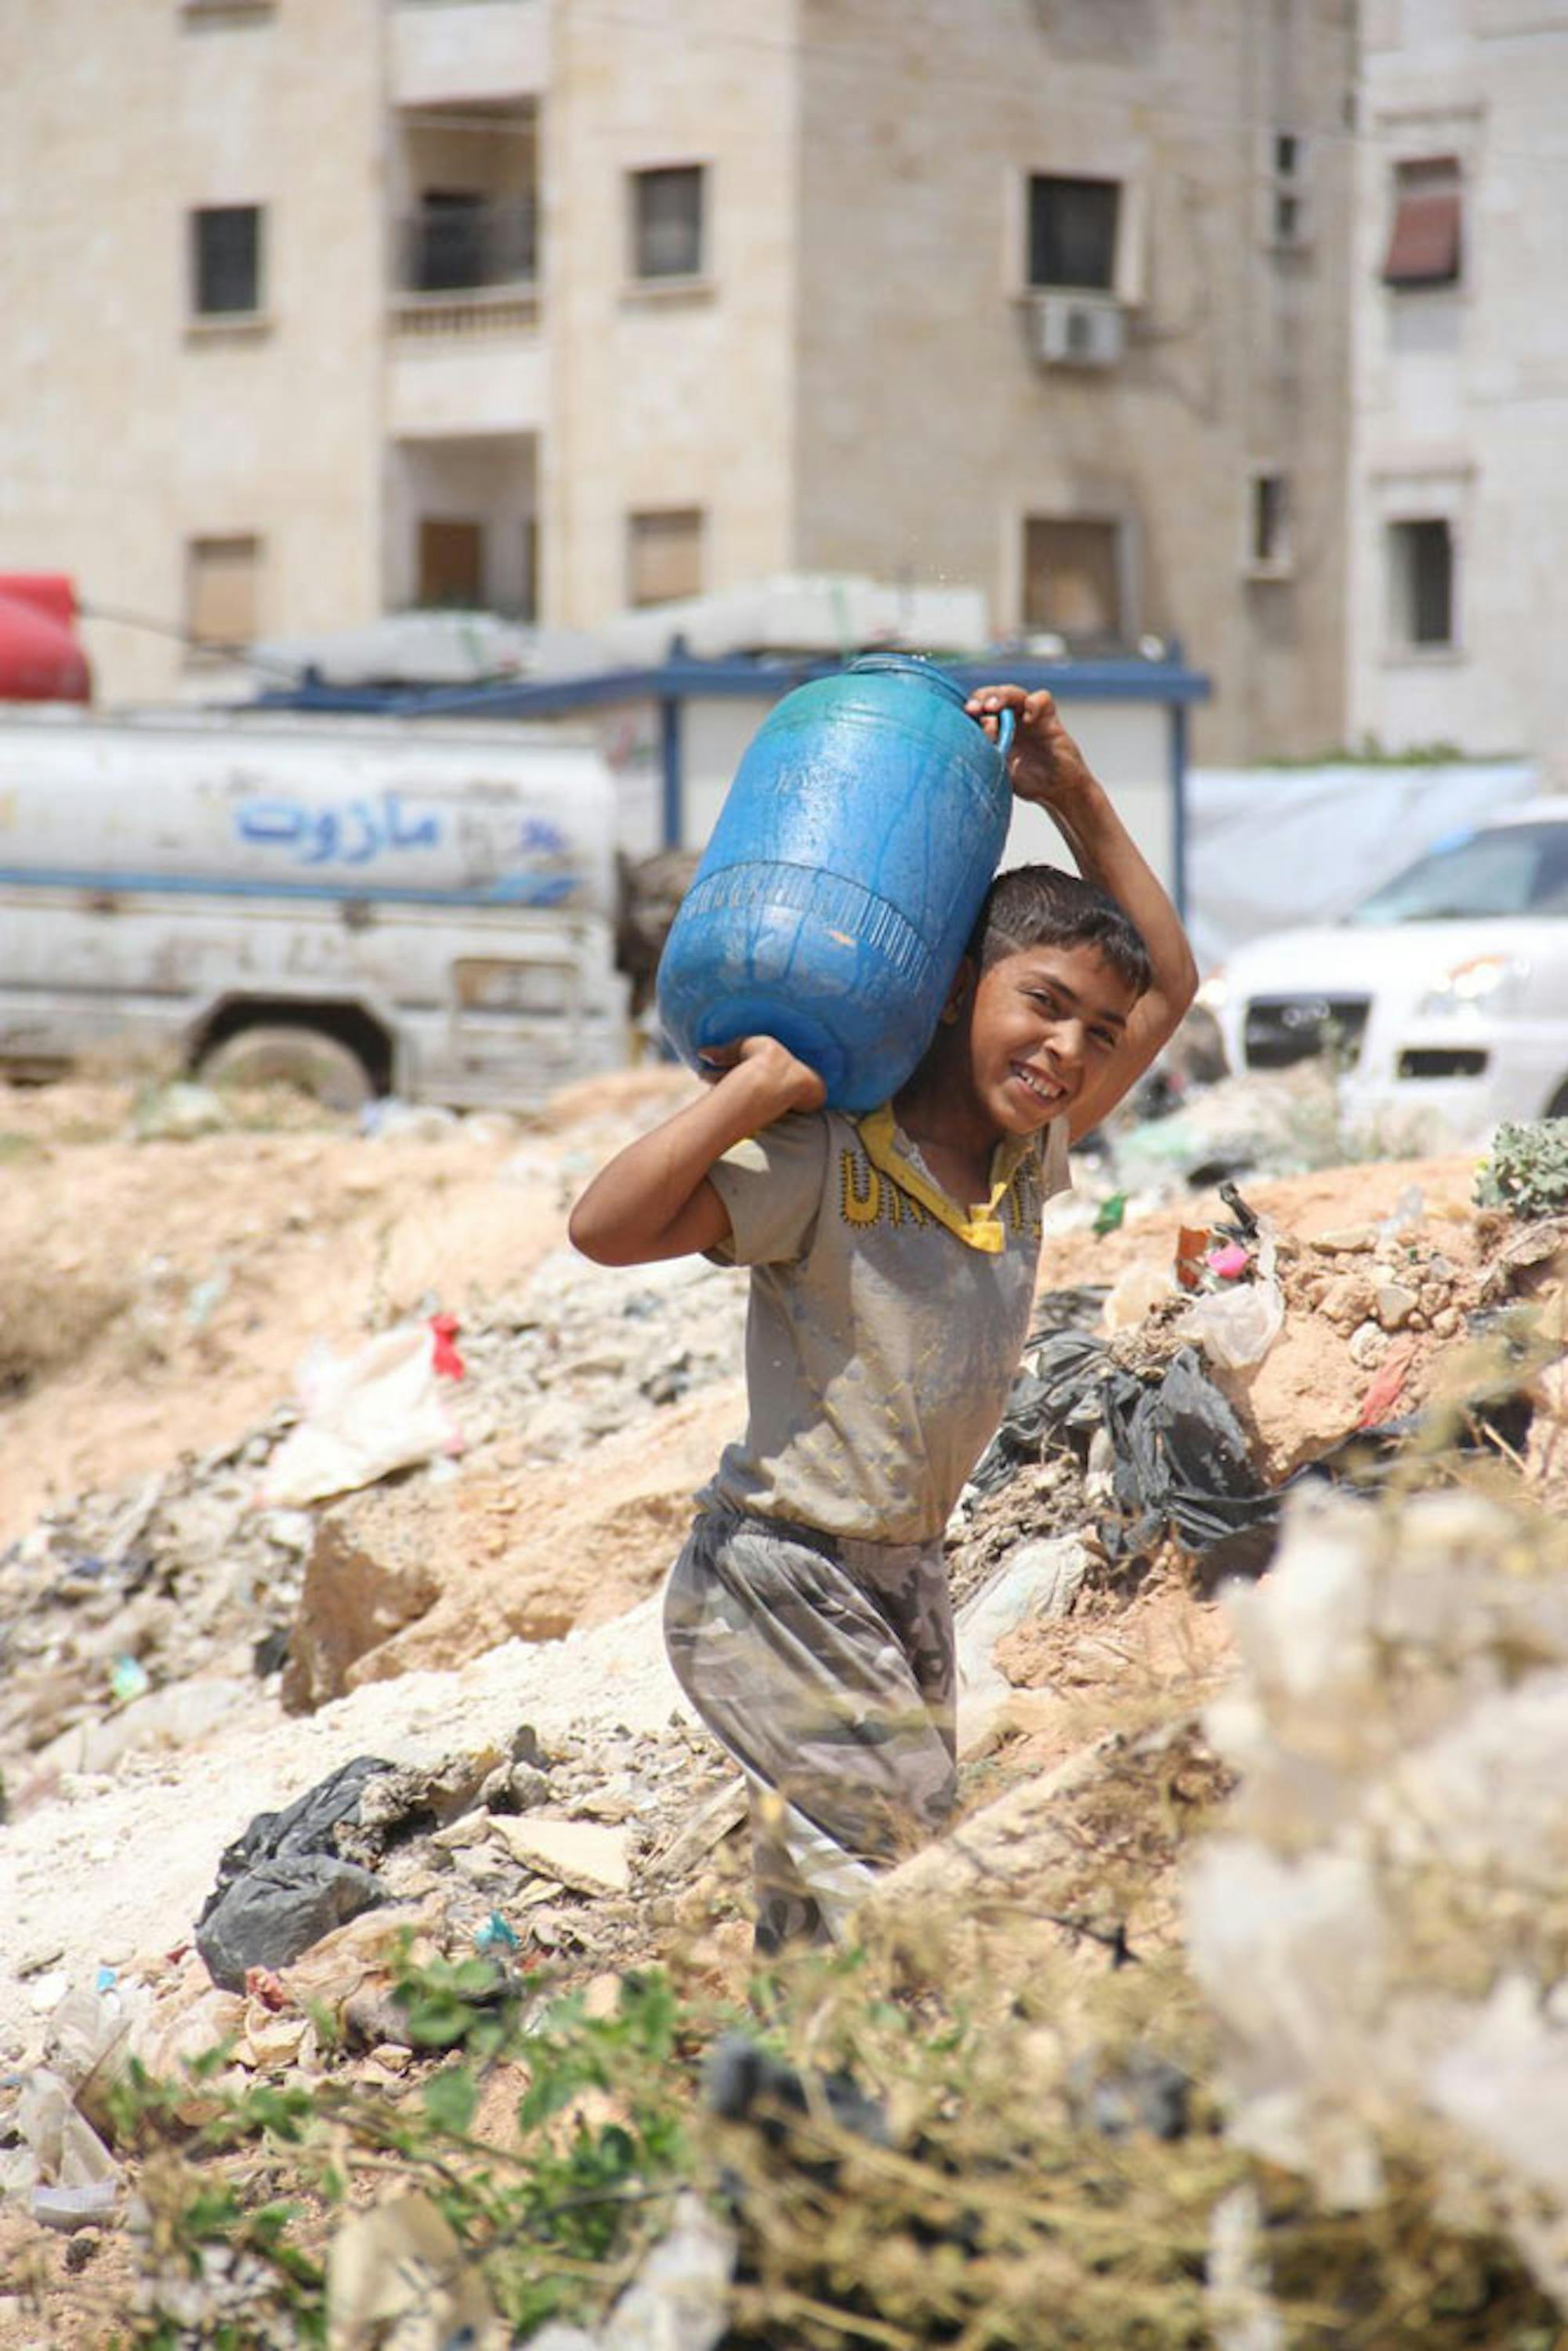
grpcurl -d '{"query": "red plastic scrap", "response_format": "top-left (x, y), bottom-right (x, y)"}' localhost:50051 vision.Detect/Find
top-left (1207, 1241), bottom-right (1251, 1281)
top-left (1357, 1337), bottom-right (1418, 1429)
top-left (429, 1312), bottom-right (465, 1379)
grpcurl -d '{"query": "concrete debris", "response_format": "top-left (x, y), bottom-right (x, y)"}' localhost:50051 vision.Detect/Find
top-left (279, 1517), bottom-right (443, 1713)
top-left (493, 1247), bottom-right (745, 1465)
top-left (0, 1447), bottom-right (310, 1787)
top-left (31, 2179), bottom-right (118, 2232)
top-left (490, 1812), bottom-right (635, 1896)
top-left (646, 1775), bottom-right (748, 1885)
top-left (2, 1198), bottom-right (745, 1788)
top-left (325, 2192), bottom-right (509, 2351)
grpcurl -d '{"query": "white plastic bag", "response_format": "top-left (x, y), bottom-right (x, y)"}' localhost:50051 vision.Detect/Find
top-left (255, 1324), bottom-right (462, 1509)
top-left (1180, 1277), bottom-right (1286, 1370)
top-left (1102, 1260), bottom-right (1175, 1332)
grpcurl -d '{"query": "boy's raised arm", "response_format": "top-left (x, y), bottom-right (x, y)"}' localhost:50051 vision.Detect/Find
top-left (568, 1037), bottom-right (826, 1266)
top-left (968, 684), bottom-right (1200, 1142)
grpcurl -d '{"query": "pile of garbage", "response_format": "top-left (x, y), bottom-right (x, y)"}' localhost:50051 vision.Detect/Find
top-left (1187, 1484), bottom-right (1568, 2317)
top-left (0, 1715), bottom-right (742, 2208)
top-left (0, 1243), bottom-right (748, 1795)
top-left (0, 1434), bottom-right (313, 1789)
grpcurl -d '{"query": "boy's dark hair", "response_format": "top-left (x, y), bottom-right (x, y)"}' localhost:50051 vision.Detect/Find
top-left (966, 863), bottom-right (1152, 997)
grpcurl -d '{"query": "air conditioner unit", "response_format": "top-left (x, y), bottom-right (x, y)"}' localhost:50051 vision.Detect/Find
top-left (1031, 294), bottom-right (1125, 369)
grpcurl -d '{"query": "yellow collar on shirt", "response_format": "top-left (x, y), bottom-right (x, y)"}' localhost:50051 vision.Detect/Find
top-left (856, 1102), bottom-right (1035, 1255)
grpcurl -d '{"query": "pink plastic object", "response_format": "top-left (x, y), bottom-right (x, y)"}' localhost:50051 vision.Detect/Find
top-left (429, 1313), bottom-right (465, 1379)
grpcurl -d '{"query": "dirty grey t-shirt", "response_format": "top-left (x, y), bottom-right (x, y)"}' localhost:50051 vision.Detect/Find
top-left (703, 1103), bottom-right (1070, 1544)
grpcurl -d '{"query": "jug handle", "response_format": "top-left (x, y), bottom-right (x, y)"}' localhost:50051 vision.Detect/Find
top-left (983, 705), bottom-right (1016, 764)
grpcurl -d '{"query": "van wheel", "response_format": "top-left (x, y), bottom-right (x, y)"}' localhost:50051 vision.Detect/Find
top-left (199, 1027), bottom-right (375, 1114)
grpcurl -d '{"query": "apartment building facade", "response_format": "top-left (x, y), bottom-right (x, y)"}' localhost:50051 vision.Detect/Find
top-left (0, 0), bottom-right (1356, 759)
top-left (1347, 0), bottom-right (1568, 763)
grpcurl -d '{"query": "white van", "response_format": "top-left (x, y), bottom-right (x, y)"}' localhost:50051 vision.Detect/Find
top-left (0, 708), bottom-right (628, 1109)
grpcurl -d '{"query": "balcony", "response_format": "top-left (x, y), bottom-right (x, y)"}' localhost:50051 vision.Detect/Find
top-left (389, 0), bottom-right (545, 107)
top-left (397, 197), bottom-right (537, 296)
top-left (388, 201), bottom-right (544, 437)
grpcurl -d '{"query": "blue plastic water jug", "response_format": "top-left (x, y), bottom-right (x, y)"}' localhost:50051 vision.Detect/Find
top-left (656, 654), bottom-right (1015, 1111)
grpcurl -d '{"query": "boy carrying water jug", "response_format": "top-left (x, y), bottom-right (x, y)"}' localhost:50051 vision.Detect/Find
top-left (570, 686), bottom-right (1197, 1953)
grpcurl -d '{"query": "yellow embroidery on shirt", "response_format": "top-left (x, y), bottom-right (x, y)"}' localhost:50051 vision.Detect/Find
top-left (885, 1184), bottom-right (930, 1230)
top-left (839, 1148), bottom-right (882, 1226)
top-left (855, 1103), bottom-right (1041, 1255)
top-left (1005, 1160), bottom-right (1045, 1241)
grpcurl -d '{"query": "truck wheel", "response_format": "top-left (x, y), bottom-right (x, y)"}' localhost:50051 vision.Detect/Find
top-left (199, 1026), bottom-right (375, 1114)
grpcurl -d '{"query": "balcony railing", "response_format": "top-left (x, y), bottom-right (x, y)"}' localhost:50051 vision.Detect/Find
top-left (396, 200), bottom-right (538, 296)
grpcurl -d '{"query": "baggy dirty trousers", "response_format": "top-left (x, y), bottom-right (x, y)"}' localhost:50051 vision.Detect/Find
top-left (664, 1505), bottom-right (957, 1953)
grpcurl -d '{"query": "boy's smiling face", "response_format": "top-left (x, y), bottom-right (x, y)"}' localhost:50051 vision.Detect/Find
top-left (961, 941), bottom-right (1139, 1138)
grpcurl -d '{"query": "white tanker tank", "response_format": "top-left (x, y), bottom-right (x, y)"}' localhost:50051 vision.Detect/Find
top-left (0, 705), bottom-right (628, 1109)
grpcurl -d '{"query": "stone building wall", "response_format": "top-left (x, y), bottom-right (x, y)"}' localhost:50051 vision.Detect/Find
top-left (790, 0), bottom-right (1356, 760)
top-left (0, 0), bottom-right (386, 705)
top-left (1348, 0), bottom-right (1568, 769)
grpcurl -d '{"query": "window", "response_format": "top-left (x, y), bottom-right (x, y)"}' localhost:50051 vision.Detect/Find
top-left (629, 166), bottom-right (705, 280)
top-left (1022, 516), bottom-right (1124, 641)
top-left (1026, 176), bottom-right (1120, 290)
top-left (1349, 824), bottom-right (1568, 926)
top-left (628, 509), bottom-right (703, 607)
top-left (190, 205), bottom-right (263, 315)
top-left (180, 1), bottom-right (275, 20)
top-left (1266, 128), bottom-right (1309, 250)
top-left (1382, 157), bottom-right (1461, 288)
top-left (413, 191), bottom-right (487, 292)
top-left (188, 536), bottom-right (262, 648)
top-left (418, 519), bottom-right (485, 607)
top-left (1387, 518), bottom-right (1454, 648)
top-left (1248, 473), bottom-right (1291, 572)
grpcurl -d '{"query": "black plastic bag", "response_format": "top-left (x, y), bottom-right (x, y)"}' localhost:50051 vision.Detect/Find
top-left (194, 1753), bottom-right (394, 1990)
top-left (969, 1333), bottom-right (1280, 1578)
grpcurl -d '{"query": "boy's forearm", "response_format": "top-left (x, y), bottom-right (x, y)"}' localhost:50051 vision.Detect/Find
top-left (567, 1067), bottom-right (771, 1262)
top-left (967, 683), bottom-right (1197, 1018)
top-left (1049, 777), bottom-right (1198, 1014)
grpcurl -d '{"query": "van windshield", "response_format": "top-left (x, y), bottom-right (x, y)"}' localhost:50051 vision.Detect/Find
top-left (1347, 822), bottom-right (1568, 925)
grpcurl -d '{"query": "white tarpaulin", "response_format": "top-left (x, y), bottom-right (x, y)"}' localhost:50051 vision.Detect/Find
top-left (1186, 759), bottom-right (1539, 972)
